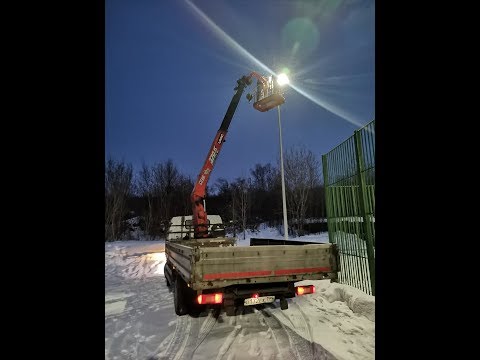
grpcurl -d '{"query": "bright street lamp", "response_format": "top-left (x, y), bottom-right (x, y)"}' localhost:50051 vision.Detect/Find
top-left (277, 73), bottom-right (290, 86)
top-left (276, 73), bottom-right (289, 240)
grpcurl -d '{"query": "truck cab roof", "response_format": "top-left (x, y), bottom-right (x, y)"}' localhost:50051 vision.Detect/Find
top-left (167, 215), bottom-right (225, 241)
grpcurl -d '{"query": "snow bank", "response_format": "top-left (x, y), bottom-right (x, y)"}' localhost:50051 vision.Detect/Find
top-left (105, 240), bottom-right (165, 255)
top-left (320, 283), bottom-right (375, 322)
top-left (105, 241), bottom-right (166, 280)
top-left (289, 279), bottom-right (375, 360)
top-left (296, 279), bottom-right (374, 322)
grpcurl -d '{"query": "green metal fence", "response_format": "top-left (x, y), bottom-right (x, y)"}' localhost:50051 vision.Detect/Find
top-left (322, 120), bottom-right (375, 295)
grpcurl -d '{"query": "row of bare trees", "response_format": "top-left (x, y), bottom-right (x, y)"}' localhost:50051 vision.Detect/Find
top-left (105, 145), bottom-right (325, 241)
top-left (211, 146), bottom-right (324, 236)
top-left (137, 160), bottom-right (193, 239)
top-left (105, 158), bottom-right (193, 241)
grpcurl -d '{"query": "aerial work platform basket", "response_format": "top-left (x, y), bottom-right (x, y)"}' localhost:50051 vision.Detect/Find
top-left (250, 75), bottom-right (285, 112)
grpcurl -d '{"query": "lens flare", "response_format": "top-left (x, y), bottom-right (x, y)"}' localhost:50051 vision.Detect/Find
top-left (184, 0), bottom-right (363, 126)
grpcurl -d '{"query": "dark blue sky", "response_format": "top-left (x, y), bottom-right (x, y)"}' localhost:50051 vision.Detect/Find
top-left (106, 0), bottom-right (374, 184)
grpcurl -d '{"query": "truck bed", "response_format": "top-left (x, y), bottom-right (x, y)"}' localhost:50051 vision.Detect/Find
top-left (166, 239), bottom-right (338, 290)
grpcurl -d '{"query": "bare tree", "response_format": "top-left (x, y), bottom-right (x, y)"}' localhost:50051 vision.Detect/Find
top-left (137, 162), bottom-right (156, 239)
top-left (250, 163), bottom-right (277, 192)
top-left (249, 163), bottom-right (279, 223)
top-left (231, 177), bottom-right (251, 239)
top-left (214, 178), bottom-right (230, 196)
top-left (175, 174), bottom-right (194, 217)
top-left (135, 160), bottom-right (194, 238)
top-left (283, 146), bottom-right (321, 235)
top-left (214, 177), bottom-right (233, 221)
top-left (105, 158), bottom-right (133, 241)
top-left (152, 159), bottom-right (180, 231)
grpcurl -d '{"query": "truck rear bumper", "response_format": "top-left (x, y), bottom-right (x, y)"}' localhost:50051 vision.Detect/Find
top-left (227, 282), bottom-right (295, 300)
top-left (192, 271), bottom-right (336, 290)
top-left (206, 282), bottom-right (296, 308)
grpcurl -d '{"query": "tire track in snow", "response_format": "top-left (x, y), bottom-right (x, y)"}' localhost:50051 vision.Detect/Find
top-left (152, 308), bottom-right (220, 360)
top-left (173, 308), bottom-right (221, 359)
top-left (273, 301), bottom-right (316, 360)
top-left (260, 302), bottom-right (336, 360)
top-left (150, 333), bottom-right (173, 359)
top-left (273, 300), bottom-right (336, 360)
top-left (292, 302), bottom-right (314, 342)
top-left (215, 304), bottom-right (309, 360)
top-left (291, 301), bottom-right (316, 358)
top-left (173, 316), bottom-right (193, 360)
top-left (257, 306), bottom-right (298, 360)
top-left (155, 314), bottom-right (192, 360)
top-left (193, 308), bottom-right (220, 352)
top-left (215, 324), bottom-right (242, 360)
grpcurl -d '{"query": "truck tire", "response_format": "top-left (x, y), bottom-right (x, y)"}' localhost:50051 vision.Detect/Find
top-left (174, 276), bottom-right (189, 316)
top-left (225, 305), bottom-right (236, 316)
top-left (280, 298), bottom-right (288, 310)
top-left (164, 264), bottom-right (170, 287)
top-left (224, 298), bottom-right (235, 316)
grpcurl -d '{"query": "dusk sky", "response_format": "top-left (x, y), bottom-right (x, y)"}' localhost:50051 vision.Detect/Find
top-left (105, 0), bottom-right (375, 185)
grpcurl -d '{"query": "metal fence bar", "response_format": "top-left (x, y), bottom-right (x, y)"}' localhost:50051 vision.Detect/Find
top-left (351, 186), bottom-right (367, 293)
top-left (338, 144), bottom-right (349, 286)
top-left (348, 187), bottom-right (364, 292)
top-left (340, 186), bottom-right (355, 289)
top-left (345, 138), bottom-right (364, 292)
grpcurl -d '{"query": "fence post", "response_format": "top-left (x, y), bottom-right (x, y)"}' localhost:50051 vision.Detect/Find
top-left (322, 155), bottom-right (334, 244)
top-left (354, 130), bottom-right (375, 295)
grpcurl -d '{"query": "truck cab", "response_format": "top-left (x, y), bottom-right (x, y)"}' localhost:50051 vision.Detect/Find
top-left (166, 215), bottom-right (227, 241)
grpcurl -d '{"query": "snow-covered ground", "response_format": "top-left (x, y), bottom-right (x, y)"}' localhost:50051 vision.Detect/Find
top-left (105, 241), bottom-right (166, 281)
top-left (105, 228), bottom-right (374, 360)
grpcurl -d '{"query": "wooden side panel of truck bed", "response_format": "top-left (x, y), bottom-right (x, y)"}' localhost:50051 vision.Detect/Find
top-left (166, 241), bottom-right (338, 290)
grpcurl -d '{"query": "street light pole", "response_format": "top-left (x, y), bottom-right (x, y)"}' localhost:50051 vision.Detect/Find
top-left (277, 105), bottom-right (289, 240)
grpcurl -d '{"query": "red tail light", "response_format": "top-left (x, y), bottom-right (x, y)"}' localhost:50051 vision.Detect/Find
top-left (295, 285), bottom-right (315, 296)
top-left (197, 293), bottom-right (223, 304)
top-left (252, 293), bottom-right (259, 299)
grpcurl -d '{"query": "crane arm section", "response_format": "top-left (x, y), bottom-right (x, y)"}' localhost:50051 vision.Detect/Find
top-left (191, 74), bottom-right (256, 238)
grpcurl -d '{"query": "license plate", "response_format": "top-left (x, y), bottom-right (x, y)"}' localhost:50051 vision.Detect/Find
top-left (244, 296), bottom-right (275, 306)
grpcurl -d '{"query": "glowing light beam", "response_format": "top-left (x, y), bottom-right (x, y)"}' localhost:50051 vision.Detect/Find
top-left (184, 0), bottom-right (274, 76)
top-left (184, 0), bottom-right (365, 127)
top-left (289, 83), bottom-right (363, 127)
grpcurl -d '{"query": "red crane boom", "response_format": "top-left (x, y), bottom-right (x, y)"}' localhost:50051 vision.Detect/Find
top-left (191, 72), bottom-right (284, 238)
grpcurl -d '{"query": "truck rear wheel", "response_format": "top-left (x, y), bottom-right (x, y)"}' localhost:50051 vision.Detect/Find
top-left (225, 306), bottom-right (235, 316)
top-left (280, 298), bottom-right (288, 310)
top-left (224, 298), bottom-right (235, 316)
top-left (164, 264), bottom-right (170, 287)
top-left (174, 276), bottom-right (189, 316)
